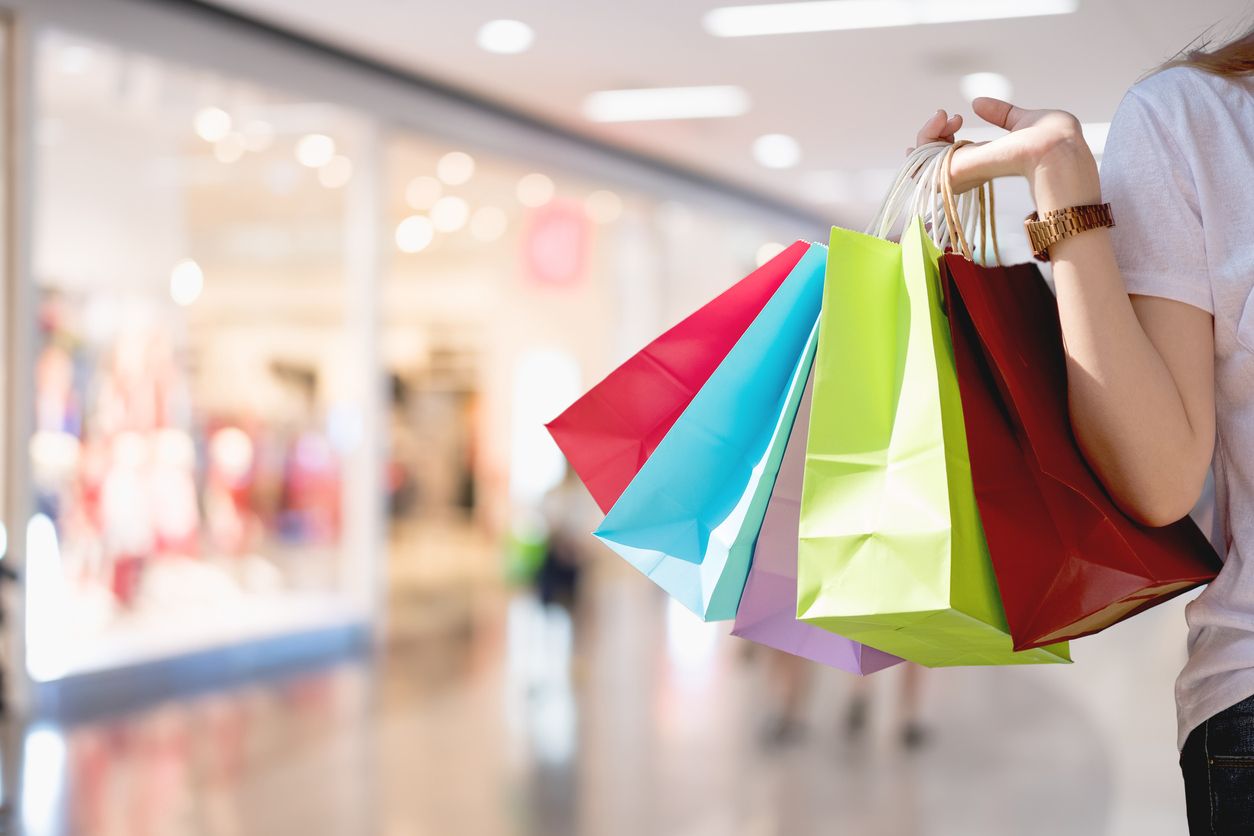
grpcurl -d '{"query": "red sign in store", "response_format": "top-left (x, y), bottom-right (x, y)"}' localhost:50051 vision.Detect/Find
top-left (521, 199), bottom-right (590, 288)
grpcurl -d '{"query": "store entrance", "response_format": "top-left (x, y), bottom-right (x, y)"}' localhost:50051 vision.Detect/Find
top-left (378, 132), bottom-right (621, 657)
top-left (384, 347), bottom-right (489, 643)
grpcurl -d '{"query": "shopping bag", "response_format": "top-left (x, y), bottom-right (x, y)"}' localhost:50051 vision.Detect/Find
top-left (595, 244), bottom-right (825, 620)
top-left (942, 254), bottom-right (1220, 650)
top-left (546, 241), bottom-right (810, 513)
top-left (732, 373), bottom-right (902, 674)
top-left (796, 218), bottom-right (1069, 666)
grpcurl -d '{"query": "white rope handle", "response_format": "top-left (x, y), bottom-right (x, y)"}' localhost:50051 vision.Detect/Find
top-left (866, 140), bottom-right (991, 257)
top-left (868, 142), bottom-right (948, 240)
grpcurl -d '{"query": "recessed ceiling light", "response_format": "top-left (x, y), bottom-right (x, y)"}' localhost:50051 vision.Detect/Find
top-left (517, 173), bottom-right (555, 207)
top-left (170, 259), bottom-right (204, 306)
top-left (756, 242), bottom-right (786, 266)
top-left (295, 134), bottom-right (336, 168)
top-left (437, 151), bottom-right (475, 186)
top-left (704, 0), bottom-right (1078, 37)
top-left (582, 85), bottom-right (750, 122)
top-left (396, 215), bottom-right (435, 253)
top-left (193, 107), bottom-right (231, 143)
top-left (752, 134), bottom-right (801, 169)
top-left (960, 72), bottom-right (1014, 102)
top-left (431, 195), bottom-right (470, 232)
top-left (477, 19), bottom-right (534, 54)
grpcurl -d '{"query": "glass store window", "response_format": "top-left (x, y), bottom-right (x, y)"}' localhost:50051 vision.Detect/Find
top-left (28, 31), bottom-right (376, 679)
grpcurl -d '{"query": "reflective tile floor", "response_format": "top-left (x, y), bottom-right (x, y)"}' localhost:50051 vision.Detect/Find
top-left (0, 563), bottom-right (1197, 836)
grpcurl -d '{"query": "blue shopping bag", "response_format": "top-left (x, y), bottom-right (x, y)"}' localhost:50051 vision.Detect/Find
top-left (594, 243), bottom-right (825, 620)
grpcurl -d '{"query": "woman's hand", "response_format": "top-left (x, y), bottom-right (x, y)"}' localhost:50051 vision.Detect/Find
top-left (911, 108), bottom-right (964, 149)
top-left (914, 98), bottom-right (1213, 528)
top-left (915, 97), bottom-right (1100, 212)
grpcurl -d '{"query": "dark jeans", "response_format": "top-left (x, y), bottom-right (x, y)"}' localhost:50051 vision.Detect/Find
top-left (1182, 694), bottom-right (1254, 833)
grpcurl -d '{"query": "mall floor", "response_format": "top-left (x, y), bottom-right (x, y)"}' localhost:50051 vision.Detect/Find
top-left (0, 555), bottom-right (1196, 836)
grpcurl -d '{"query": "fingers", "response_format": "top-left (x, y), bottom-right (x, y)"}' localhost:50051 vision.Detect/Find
top-left (941, 113), bottom-right (962, 142)
top-left (912, 110), bottom-right (965, 156)
top-left (915, 109), bottom-right (948, 150)
top-left (972, 97), bottom-right (1029, 131)
top-left (907, 109), bottom-right (963, 156)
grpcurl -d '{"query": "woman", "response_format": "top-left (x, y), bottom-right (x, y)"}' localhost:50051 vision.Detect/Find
top-left (913, 26), bottom-right (1252, 832)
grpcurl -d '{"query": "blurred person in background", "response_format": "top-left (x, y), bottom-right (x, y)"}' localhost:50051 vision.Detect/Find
top-left (503, 468), bottom-right (598, 699)
top-left (537, 468), bottom-right (597, 618)
top-left (913, 23), bottom-right (1252, 834)
top-left (762, 652), bottom-right (928, 750)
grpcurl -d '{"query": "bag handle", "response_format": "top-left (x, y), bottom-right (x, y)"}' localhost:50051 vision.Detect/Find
top-left (868, 141), bottom-right (967, 247)
top-left (940, 141), bottom-right (1001, 266)
top-left (866, 142), bottom-right (934, 239)
top-left (868, 140), bottom-right (1002, 266)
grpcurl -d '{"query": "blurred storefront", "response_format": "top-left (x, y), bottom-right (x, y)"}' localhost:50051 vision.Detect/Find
top-left (378, 132), bottom-right (806, 620)
top-left (0, 0), bottom-right (822, 716)
top-left (28, 28), bottom-right (377, 686)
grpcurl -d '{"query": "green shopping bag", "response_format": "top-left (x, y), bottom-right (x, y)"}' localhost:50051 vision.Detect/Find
top-left (796, 217), bottom-right (1069, 667)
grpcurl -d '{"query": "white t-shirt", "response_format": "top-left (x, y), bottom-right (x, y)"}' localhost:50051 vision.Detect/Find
top-left (1100, 66), bottom-right (1254, 750)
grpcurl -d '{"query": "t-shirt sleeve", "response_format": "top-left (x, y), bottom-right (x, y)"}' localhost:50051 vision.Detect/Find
top-left (1101, 86), bottom-right (1213, 314)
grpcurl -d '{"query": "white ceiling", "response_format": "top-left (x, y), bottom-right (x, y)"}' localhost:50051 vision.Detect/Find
top-left (208, 0), bottom-right (1250, 220)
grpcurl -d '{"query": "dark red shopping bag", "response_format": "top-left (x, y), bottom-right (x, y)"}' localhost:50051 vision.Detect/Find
top-left (941, 254), bottom-right (1220, 650)
top-left (546, 241), bottom-right (810, 513)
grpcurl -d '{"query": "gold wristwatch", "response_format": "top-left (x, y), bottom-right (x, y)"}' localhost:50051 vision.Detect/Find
top-left (1024, 203), bottom-right (1115, 262)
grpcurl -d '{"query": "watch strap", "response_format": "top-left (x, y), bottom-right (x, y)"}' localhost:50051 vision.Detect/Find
top-left (1024, 203), bottom-right (1115, 261)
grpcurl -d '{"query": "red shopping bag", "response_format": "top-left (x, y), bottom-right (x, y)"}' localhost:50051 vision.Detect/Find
top-left (941, 254), bottom-right (1220, 650)
top-left (547, 241), bottom-right (810, 513)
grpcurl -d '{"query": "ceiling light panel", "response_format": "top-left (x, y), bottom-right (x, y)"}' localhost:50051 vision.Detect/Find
top-left (752, 133), bottom-right (801, 169)
top-left (477, 19), bottom-right (535, 54)
top-left (960, 72), bottom-right (1014, 102)
top-left (582, 85), bottom-right (750, 122)
top-left (704, 0), bottom-right (1078, 37)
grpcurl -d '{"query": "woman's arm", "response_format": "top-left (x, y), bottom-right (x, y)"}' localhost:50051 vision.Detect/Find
top-left (916, 101), bottom-right (1215, 526)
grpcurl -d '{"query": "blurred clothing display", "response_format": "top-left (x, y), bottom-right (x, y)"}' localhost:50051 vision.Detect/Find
top-left (23, 28), bottom-right (374, 681)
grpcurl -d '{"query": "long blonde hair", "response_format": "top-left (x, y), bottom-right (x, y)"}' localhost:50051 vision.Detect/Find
top-left (1163, 23), bottom-right (1254, 77)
